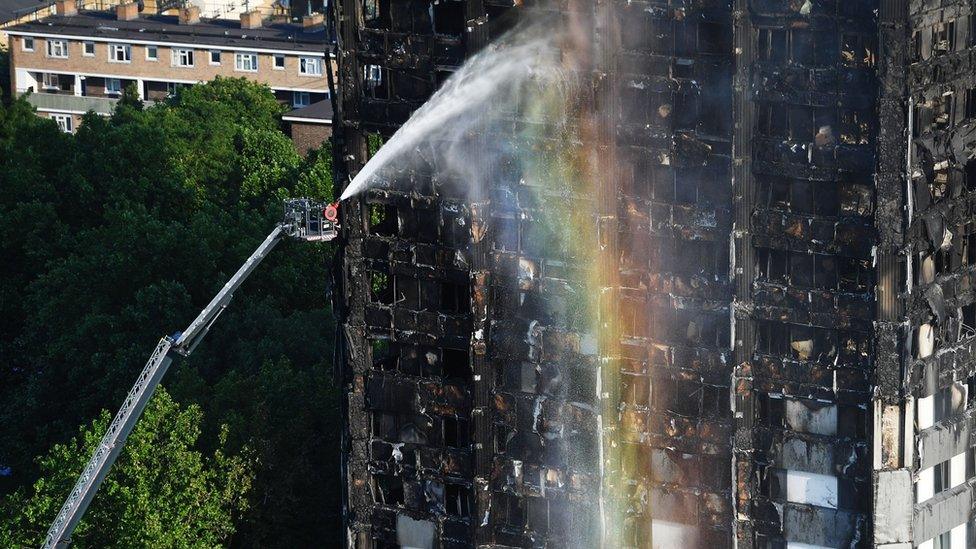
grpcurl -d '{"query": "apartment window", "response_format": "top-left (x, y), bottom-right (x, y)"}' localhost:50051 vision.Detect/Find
top-left (234, 52), bottom-right (258, 72)
top-left (46, 39), bottom-right (68, 58)
top-left (755, 321), bottom-right (869, 362)
top-left (362, 0), bottom-right (389, 29)
top-left (783, 470), bottom-right (839, 508)
top-left (911, 29), bottom-right (923, 62)
top-left (919, 528), bottom-right (962, 549)
top-left (106, 78), bottom-right (122, 95)
top-left (22, 36), bottom-right (34, 51)
top-left (445, 484), bottom-right (471, 517)
top-left (41, 73), bottom-right (60, 90)
top-left (933, 459), bottom-right (951, 494)
top-left (209, 50), bottom-right (221, 65)
top-left (166, 82), bottom-right (183, 97)
top-left (432, 1), bottom-right (464, 36)
top-left (108, 43), bottom-right (131, 62)
top-left (918, 382), bottom-right (968, 430)
top-left (965, 89), bottom-right (976, 121)
top-left (51, 114), bottom-right (72, 133)
top-left (273, 54), bottom-right (285, 69)
top-left (758, 176), bottom-right (841, 216)
top-left (364, 64), bottom-right (388, 99)
top-left (83, 41), bottom-right (95, 56)
top-left (146, 45), bottom-right (158, 61)
top-left (840, 33), bottom-right (877, 67)
top-left (917, 450), bottom-right (967, 504)
top-left (933, 21), bottom-right (956, 56)
top-left (442, 417), bottom-right (469, 448)
top-left (293, 91), bottom-right (310, 108)
top-left (299, 56), bottom-right (321, 75)
top-left (172, 48), bottom-right (194, 67)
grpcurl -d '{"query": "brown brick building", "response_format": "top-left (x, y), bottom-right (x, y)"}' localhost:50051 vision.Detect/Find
top-left (6, 0), bottom-right (332, 138)
top-left (284, 98), bottom-right (333, 156)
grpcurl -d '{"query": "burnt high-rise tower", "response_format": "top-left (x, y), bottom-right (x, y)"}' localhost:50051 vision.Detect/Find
top-left (327, 0), bottom-right (976, 547)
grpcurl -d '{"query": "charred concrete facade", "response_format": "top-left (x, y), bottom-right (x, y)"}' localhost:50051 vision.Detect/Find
top-left (328, 1), bottom-right (976, 548)
top-left (873, 0), bottom-right (976, 548)
top-left (330, 1), bottom-right (736, 546)
top-left (331, 2), bottom-right (499, 547)
top-left (732, 0), bottom-right (878, 547)
top-left (610, 1), bottom-right (735, 547)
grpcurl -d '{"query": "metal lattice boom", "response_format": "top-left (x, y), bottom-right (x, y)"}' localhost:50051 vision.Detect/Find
top-left (42, 199), bottom-right (338, 548)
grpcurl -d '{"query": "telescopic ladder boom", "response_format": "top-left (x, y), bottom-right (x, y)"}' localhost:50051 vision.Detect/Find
top-left (42, 199), bottom-right (338, 549)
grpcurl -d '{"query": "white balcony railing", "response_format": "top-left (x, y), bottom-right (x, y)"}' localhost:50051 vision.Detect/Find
top-left (19, 91), bottom-right (119, 116)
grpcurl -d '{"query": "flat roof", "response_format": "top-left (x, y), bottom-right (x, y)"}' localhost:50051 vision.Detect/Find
top-left (283, 99), bottom-right (333, 123)
top-left (5, 10), bottom-right (329, 53)
top-left (0, 0), bottom-right (51, 25)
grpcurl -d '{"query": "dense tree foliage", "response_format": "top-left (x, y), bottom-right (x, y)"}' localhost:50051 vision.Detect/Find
top-left (0, 388), bottom-right (253, 547)
top-left (0, 46), bottom-right (10, 104)
top-left (0, 77), bottom-right (342, 546)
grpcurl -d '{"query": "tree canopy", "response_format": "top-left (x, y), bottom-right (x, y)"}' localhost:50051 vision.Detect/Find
top-left (0, 76), bottom-right (342, 546)
top-left (0, 388), bottom-right (253, 548)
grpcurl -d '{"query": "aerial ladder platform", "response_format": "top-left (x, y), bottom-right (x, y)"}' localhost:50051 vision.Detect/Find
top-left (42, 198), bottom-right (340, 549)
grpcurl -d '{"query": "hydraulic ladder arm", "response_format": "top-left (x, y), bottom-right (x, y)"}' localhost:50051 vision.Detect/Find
top-left (42, 199), bottom-right (339, 549)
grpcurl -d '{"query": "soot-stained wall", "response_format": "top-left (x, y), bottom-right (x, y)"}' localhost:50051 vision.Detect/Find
top-left (330, 1), bottom-right (736, 547)
top-left (733, 1), bottom-right (878, 547)
top-left (328, 0), bottom-right (976, 547)
top-left (900, 0), bottom-right (976, 546)
top-left (609, 1), bottom-right (735, 547)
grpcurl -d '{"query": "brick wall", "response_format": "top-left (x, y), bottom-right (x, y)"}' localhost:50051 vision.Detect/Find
top-left (289, 121), bottom-right (331, 156)
top-left (9, 34), bottom-right (331, 94)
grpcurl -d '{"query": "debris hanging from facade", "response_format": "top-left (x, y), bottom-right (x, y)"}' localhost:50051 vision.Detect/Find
top-left (328, 0), bottom-right (976, 547)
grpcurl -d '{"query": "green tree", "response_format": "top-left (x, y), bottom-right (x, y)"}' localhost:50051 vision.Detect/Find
top-left (0, 388), bottom-right (254, 548)
top-left (0, 46), bottom-right (10, 104)
top-left (0, 78), bottom-right (343, 545)
top-left (200, 359), bottom-right (343, 547)
top-left (238, 125), bottom-right (302, 199)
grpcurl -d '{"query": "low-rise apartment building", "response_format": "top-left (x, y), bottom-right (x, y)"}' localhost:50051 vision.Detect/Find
top-left (5, 0), bottom-right (332, 139)
top-left (0, 0), bottom-right (57, 48)
top-left (1, 0), bottom-right (318, 49)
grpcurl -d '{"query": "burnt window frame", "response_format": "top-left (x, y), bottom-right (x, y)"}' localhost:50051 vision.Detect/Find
top-left (444, 482), bottom-right (472, 518)
top-left (442, 416), bottom-right (470, 448)
top-left (361, 0), bottom-right (391, 29)
top-left (672, 238), bottom-right (728, 279)
top-left (757, 246), bottom-right (871, 292)
top-left (677, 310), bottom-right (728, 349)
top-left (759, 393), bottom-right (867, 438)
top-left (363, 64), bottom-right (390, 100)
top-left (439, 280), bottom-right (469, 314)
top-left (755, 321), bottom-right (869, 362)
top-left (368, 268), bottom-right (393, 305)
top-left (370, 339), bottom-right (397, 371)
top-left (932, 20), bottom-right (957, 56)
top-left (431, 0), bottom-right (465, 37)
top-left (839, 109), bottom-right (873, 145)
top-left (756, 27), bottom-right (788, 64)
top-left (367, 202), bottom-right (397, 236)
top-left (698, 20), bottom-right (732, 55)
top-left (965, 89), bottom-right (976, 122)
top-left (757, 176), bottom-right (841, 217)
top-left (371, 473), bottom-right (404, 506)
top-left (840, 32), bottom-right (877, 67)
top-left (970, 15), bottom-right (976, 48)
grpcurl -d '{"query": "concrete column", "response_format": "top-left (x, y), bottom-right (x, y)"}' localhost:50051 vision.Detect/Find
top-left (136, 78), bottom-right (145, 100)
top-left (74, 75), bottom-right (82, 96)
